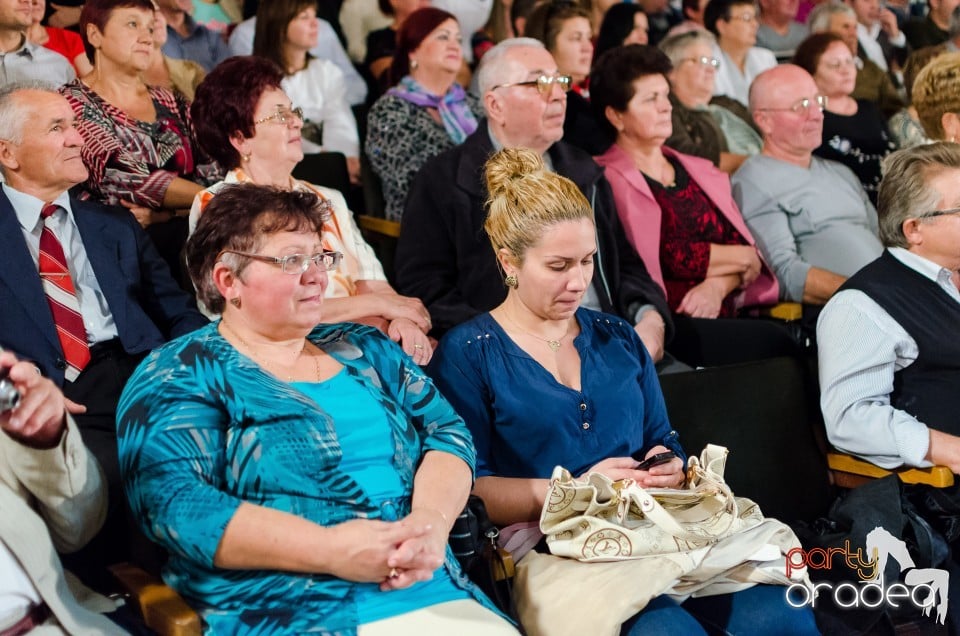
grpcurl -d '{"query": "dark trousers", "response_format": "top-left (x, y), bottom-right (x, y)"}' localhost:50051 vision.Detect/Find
top-left (60, 341), bottom-right (147, 592)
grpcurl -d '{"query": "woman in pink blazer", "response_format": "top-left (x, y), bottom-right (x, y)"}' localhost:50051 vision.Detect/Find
top-left (591, 44), bottom-right (796, 366)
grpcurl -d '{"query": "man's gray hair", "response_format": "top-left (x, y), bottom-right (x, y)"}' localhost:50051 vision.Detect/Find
top-left (659, 30), bottom-right (717, 67)
top-left (0, 81), bottom-right (59, 145)
top-left (877, 142), bottom-right (960, 248)
top-left (477, 37), bottom-right (546, 98)
top-left (808, 2), bottom-right (855, 33)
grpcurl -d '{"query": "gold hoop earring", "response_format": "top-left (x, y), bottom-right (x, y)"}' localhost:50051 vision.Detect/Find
top-left (504, 274), bottom-right (518, 288)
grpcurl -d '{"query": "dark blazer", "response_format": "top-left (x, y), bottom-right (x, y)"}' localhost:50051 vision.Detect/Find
top-left (0, 191), bottom-right (207, 386)
top-left (395, 125), bottom-right (672, 339)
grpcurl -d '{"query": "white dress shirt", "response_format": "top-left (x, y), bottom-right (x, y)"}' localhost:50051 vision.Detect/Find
top-left (712, 45), bottom-right (777, 106)
top-left (0, 541), bottom-right (42, 630)
top-left (817, 247), bottom-right (960, 469)
top-left (228, 17), bottom-right (368, 106)
top-left (857, 22), bottom-right (906, 72)
top-left (281, 58), bottom-right (361, 157)
top-left (6, 184), bottom-right (118, 345)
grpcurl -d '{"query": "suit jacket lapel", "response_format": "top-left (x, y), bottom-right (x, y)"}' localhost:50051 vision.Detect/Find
top-left (72, 199), bottom-right (128, 334)
top-left (0, 191), bottom-right (60, 351)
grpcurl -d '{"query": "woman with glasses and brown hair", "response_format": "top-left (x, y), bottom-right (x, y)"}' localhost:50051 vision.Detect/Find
top-left (190, 56), bottom-right (434, 362)
top-left (365, 7), bottom-right (482, 221)
top-left (659, 30), bottom-right (762, 174)
top-left (794, 32), bottom-right (895, 205)
top-left (118, 183), bottom-right (519, 636)
top-left (704, 0), bottom-right (777, 106)
top-left (593, 45), bottom-right (798, 367)
top-left (254, 0), bottom-right (362, 184)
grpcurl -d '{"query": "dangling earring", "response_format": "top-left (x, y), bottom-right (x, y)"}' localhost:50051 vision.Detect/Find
top-left (410, 59), bottom-right (419, 70)
top-left (504, 274), bottom-right (518, 288)
top-left (230, 297), bottom-right (241, 308)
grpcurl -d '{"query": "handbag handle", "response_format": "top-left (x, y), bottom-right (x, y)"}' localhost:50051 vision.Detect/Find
top-left (620, 470), bottom-right (738, 542)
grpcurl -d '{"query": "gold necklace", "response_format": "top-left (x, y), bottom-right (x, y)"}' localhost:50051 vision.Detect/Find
top-left (502, 310), bottom-right (571, 353)
top-left (220, 321), bottom-right (321, 382)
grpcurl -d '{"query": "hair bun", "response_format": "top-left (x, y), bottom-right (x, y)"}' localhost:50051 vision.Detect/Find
top-left (485, 148), bottom-right (546, 199)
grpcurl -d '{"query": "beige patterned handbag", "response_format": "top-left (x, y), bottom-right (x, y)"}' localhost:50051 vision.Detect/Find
top-left (542, 444), bottom-right (764, 561)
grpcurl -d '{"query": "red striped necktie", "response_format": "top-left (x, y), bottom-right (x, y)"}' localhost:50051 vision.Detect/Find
top-left (39, 203), bottom-right (90, 381)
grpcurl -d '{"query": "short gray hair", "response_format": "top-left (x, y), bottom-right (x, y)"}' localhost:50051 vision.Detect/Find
top-left (477, 37), bottom-right (546, 98)
top-left (808, 2), bottom-right (855, 33)
top-left (659, 30), bottom-right (717, 67)
top-left (877, 142), bottom-right (960, 248)
top-left (0, 82), bottom-right (58, 145)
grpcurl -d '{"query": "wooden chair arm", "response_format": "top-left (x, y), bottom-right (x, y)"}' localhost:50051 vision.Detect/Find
top-left (108, 563), bottom-right (201, 636)
top-left (827, 452), bottom-right (955, 488)
top-left (357, 215), bottom-right (400, 239)
top-left (492, 546), bottom-right (515, 581)
top-left (760, 302), bottom-right (803, 321)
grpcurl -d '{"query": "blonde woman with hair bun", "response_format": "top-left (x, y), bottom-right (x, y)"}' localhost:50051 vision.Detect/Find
top-left (428, 146), bottom-right (818, 634)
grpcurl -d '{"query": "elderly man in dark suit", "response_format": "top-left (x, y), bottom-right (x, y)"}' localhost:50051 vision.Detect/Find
top-left (396, 38), bottom-right (672, 364)
top-left (0, 83), bottom-right (207, 577)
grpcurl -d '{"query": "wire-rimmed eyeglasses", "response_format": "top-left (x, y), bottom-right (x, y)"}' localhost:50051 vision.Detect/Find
top-left (253, 106), bottom-right (305, 126)
top-left (682, 56), bottom-right (720, 69)
top-left (755, 95), bottom-right (828, 114)
top-left (916, 206), bottom-right (960, 220)
top-left (218, 250), bottom-right (343, 274)
top-left (491, 74), bottom-right (573, 96)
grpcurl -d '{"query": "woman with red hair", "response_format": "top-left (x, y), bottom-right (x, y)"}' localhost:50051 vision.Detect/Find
top-left (365, 7), bottom-right (481, 221)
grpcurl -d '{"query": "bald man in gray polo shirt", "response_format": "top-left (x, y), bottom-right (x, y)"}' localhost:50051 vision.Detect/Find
top-left (732, 64), bottom-right (882, 304)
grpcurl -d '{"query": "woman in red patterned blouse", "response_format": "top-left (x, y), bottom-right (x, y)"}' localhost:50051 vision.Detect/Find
top-left (59, 0), bottom-right (222, 278)
top-left (592, 45), bottom-right (797, 366)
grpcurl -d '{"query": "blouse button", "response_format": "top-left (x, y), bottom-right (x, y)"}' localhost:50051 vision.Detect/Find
top-left (579, 403), bottom-right (587, 411)
top-left (582, 422), bottom-right (590, 430)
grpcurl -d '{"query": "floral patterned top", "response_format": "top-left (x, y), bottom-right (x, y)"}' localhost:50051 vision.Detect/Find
top-left (117, 321), bottom-right (494, 635)
top-left (644, 158), bottom-right (746, 317)
top-left (60, 80), bottom-right (221, 209)
top-left (814, 99), bottom-right (896, 206)
top-left (365, 92), bottom-right (483, 221)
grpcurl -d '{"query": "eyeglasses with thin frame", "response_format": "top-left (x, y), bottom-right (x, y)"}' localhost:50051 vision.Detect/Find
top-left (726, 10), bottom-right (758, 22)
top-left (755, 95), bottom-right (828, 114)
top-left (253, 106), bottom-right (305, 126)
top-left (218, 250), bottom-right (343, 274)
top-left (822, 58), bottom-right (856, 70)
top-left (491, 74), bottom-right (573, 96)
top-left (916, 206), bottom-right (960, 220)
top-left (682, 55), bottom-right (720, 69)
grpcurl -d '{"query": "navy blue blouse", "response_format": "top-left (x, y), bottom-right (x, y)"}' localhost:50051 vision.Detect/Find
top-left (428, 308), bottom-right (684, 478)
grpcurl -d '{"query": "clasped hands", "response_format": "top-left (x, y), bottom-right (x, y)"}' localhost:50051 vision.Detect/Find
top-left (582, 445), bottom-right (685, 488)
top-left (327, 508), bottom-right (449, 592)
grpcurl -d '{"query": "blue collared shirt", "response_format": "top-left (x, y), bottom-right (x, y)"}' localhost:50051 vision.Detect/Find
top-left (0, 37), bottom-right (75, 86)
top-left (161, 15), bottom-right (230, 72)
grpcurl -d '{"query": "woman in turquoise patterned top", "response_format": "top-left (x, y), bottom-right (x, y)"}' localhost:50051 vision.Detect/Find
top-left (116, 183), bottom-right (516, 635)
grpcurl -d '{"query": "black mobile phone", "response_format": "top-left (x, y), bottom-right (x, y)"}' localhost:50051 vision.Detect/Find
top-left (633, 451), bottom-right (677, 471)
